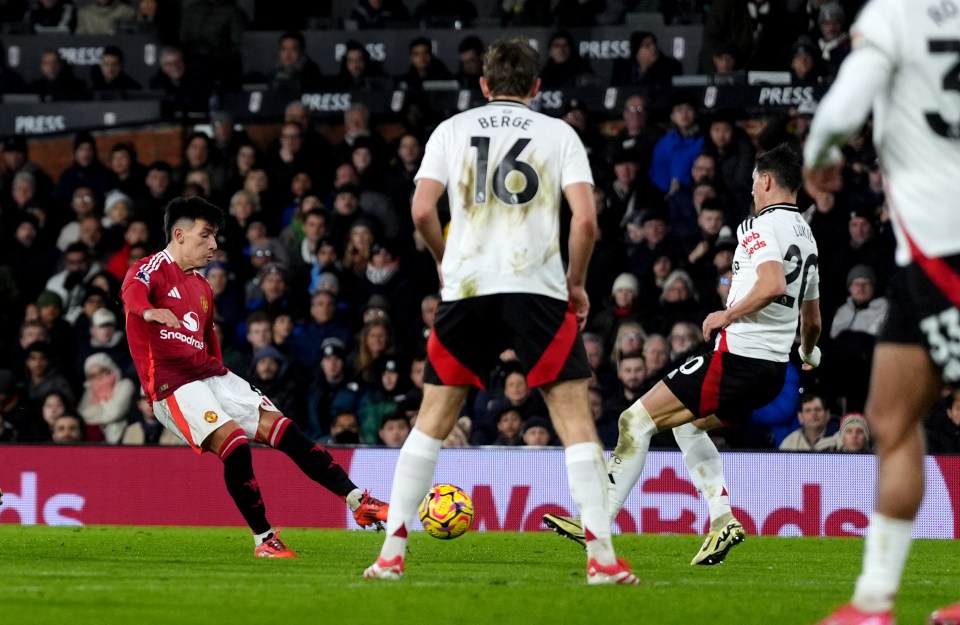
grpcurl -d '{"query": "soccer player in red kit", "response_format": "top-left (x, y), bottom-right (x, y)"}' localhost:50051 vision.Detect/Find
top-left (122, 197), bottom-right (387, 557)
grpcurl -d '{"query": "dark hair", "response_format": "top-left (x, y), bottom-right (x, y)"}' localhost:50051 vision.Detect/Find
top-left (147, 160), bottom-right (173, 174)
top-left (483, 37), bottom-right (540, 98)
top-left (458, 35), bottom-right (484, 55)
top-left (799, 390), bottom-right (826, 409)
top-left (65, 241), bottom-right (90, 256)
top-left (110, 141), bottom-right (137, 161)
top-left (380, 410), bottom-right (409, 428)
top-left (279, 31), bottom-right (305, 49)
top-left (755, 143), bottom-right (803, 194)
top-left (629, 31), bottom-right (656, 57)
top-left (102, 45), bottom-right (124, 61)
top-left (163, 197), bottom-right (225, 244)
top-left (619, 350), bottom-right (645, 364)
top-left (409, 36), bottom-right (432, 52)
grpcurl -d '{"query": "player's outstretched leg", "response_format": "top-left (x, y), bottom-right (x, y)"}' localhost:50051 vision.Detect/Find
top-left (215, 426), bottom-right (295, 558)
top-left (260, 414), bottom-right (389, 528)
top-left (674, 421), bottom-right (745, 565)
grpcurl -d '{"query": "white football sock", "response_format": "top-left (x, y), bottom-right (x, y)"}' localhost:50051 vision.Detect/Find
top-left (673, 422), bottom-right (732, 530)
top-left (852, 513), bottom-right (914, 612)
top-left (345, 488), bottom-right (363, 512)
top-left (607, 401), bottom-right (657, 522)
top-left (565, 441), bottom-right (616, 565)
top-left (254, 528), bottom-right (275, 546)
top-left (379, 427), bottom-right (442, 561)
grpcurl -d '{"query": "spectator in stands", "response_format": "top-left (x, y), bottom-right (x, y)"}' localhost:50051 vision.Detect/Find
top-left (138, 161), bottom-right (175, 240)
top-left (102, 190), bottom-right (134, 244)
top-left (352, 318), bottom-right (393, 383)
top-left (709, 42), bottom-right (743, 84)
top-left (76, 0), bottom-right (135, 34)
top-left (608, 93), bottom-right (660, 178)
top-left (600, 352), bottom-right (647, 445)
top-left (412, 0), bottom-right (477, 26)
top-left (815, 2), bottom-right (851, 80)
top-left (657, 271), bottom-right (702, 335)
top-left (76, 306), bottom-right (133, 380)
top-left (25, 0), bottom-right (76, 33)
top-left (105, 219), bottom-right (150, 280)
top-left (384, 132), bottom-right (421, 235)
top-left (4, 172), bottom-right (44, 228)
top-left (667, 156), bottom-right (721, 244)
top-left (701, 0), bottom-right (793, 72)
top-left (836, 412), bottom-right (870, 453)
top-left (377, 410), bottom-right (410, 447)
top-left (925, 388), bottom-right (960, 454)
top-left (610, 31), bottom-right (681, 91)
top-left (779, 392), bottom-right (837, 451)
top-left (2, 137), bottom-right (53, 208)
top-left (248, 345), bottom-right (301, 424)
top-left (789, 37), bottom-right (826, 87)
top-left (589, 272), bottom-right (649, 353)
top-left (350, 0), bottom-right (409, 28)
top-left (51, 413), bottom-right (83, 443)
top-left (667, 320), bottom-right (702, 360)
top-left (307, 337), bottom-right (361, 438)
top-left (682, 200), bottom-right (726, 286)
top-left (641, 333), bottom-right (670, 382)
top-left (491, 404), bottom-right (523, 446)
top-left (494, 0), bottom-right (549, 26)
top-left (5, 214), bottom-right (59, 308)
top-left (45, 243), bottom-right (102, 324)
top-left (521, 415), bottom-right (553, 447)
top-left (360, 357), bottom-right (407, 443)
top-left (649, 94), bottom-right (704, 196)
top-left (106, 143), bottom-right (147, 200)
top-left (24, 340), bottom-right (74, 405)
top-left (328, 41), bottom-right (387, 91)
top-left (455, 35), bottom-right (484, 90)
top-left (122, 0), bottom-right (180, 45)
top-left (77, 352), bottom-right (134, 443)
top-left (26, 389), bottom-right (71, 441)
top-left (396, 36), bottom-right (452, 90)
top-left (625, 209), bottom-right (677, 280)
top-left (291, 290), bottom-right (351, 370)
top-left (539, 31), bottom-right (594, 90)
top-left (57, 185), bottom-right (99, 251)
top-left (317, 410), bottom-right (361, 445)
top-left (704, 113), bottom-right (754, 216)
top-left (89, 45), bottom-right (142, 96)
top-left (580, 332), bottom-right (614, 394)
top-left (29, 49), bottom-right (87, 101)
top-left (149, 46), bottom-right (208, 119)
top-left (176, 132), bottom-right (226, 202)
top-left (178, 0), bottom-right (244, 90)
top-left (609, 320), bottom-right (646, 367)
top-left (53, 132), bottom-right (114, 216)
top-left (268, 31), bottom-right (323, 96)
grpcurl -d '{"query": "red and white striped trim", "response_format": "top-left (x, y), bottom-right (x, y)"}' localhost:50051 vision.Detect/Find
top-left (217, 428), bottom-right (248, 460)
top-left (263, 416), bottom-right (292, 448)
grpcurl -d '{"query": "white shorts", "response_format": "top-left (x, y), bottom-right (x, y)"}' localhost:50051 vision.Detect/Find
top-left (153, 371), bottom-right (280, 453)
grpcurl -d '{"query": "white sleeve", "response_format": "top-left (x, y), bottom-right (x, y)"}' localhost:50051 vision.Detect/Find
top-left (742, 218), bottom-right (782, 266)
top-left (559, 123), bottom-right (594, 189)
top-left (414, 121), bottom-right (451, 186)
top-left (803, 0), bottom-right (900, 168)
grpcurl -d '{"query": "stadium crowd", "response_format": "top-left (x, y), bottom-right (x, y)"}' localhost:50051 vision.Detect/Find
top-left (0, 0), bottom-right (956, 453)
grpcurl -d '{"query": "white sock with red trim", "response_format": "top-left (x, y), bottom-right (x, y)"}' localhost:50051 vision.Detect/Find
top-left (379, 427), bottom-right (442, 562)
top-left (673, 422), bottom-right (732, 530)
top-left (607, 401), bottom-right (656, 521)
top-left (852, 513), bottom-right (914, 612)
top-left (565, 441), bottom-right (616, 565)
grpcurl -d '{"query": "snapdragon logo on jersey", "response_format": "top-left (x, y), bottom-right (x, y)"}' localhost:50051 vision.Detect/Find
top-left (741, 231), bottom-right (766, 256)
top-left (158, 311), bottom-right (203, 348)
top-left (578, 39), bottom-right (631, 59)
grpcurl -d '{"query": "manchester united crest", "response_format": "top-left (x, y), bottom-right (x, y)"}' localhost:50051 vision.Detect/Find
top-left (204, 411), bottom-right (218, 423)
top-left (200, 296), bottom-right (209, 313)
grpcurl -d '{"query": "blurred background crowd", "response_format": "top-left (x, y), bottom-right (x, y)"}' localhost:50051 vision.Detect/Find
top-left (0, 0), bottom-right (956, 454)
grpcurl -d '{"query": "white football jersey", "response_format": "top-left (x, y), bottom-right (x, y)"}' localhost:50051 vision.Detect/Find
top-left (804, 0), bottom-right (960, 265)
top-left (721, 204), bottom-right (820, 362)
top-left (415, 99), bottom-right (593, 302)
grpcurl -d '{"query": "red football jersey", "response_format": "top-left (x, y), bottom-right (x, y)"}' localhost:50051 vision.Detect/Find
top-left (121, 249), bottom-right (227, 402)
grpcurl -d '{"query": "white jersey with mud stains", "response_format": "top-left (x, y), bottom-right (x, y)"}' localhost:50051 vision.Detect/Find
top-left (722, 203), bottom-right (820, 362)
top-left (804, 0), bottom-right (960, 265)
top-left (415, 99), bottom-right (593, 302)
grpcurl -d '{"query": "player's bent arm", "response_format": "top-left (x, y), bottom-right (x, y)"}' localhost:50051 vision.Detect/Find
top-left (723, 260), bottom-right (786, 324)
top-left (803, 45), bottom-right (892, 168)
top-left (563, 181), bottom-right (598, 288)
top-left (799, 297), bottom-right (822, 358)
top-left (411, 177), bottom-right (447, 263)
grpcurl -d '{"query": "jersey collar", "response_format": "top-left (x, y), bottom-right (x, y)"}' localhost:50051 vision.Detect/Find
top-left (757, 203), bottom-right (800, 216)
top-left (487, 99), bottom-right (530, 109)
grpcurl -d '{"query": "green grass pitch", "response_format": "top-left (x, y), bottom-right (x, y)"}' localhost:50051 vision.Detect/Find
top-left (2, 526), bottom-right (958, 625)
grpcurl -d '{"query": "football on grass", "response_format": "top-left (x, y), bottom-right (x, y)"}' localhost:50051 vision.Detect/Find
top-left (419, 484), bottom-right (474, 539)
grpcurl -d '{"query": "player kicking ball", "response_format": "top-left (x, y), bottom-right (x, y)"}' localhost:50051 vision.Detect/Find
top-left (546, 143), bottom-right (822, 567)
top-left (121, 197), bottom-right (388, 557)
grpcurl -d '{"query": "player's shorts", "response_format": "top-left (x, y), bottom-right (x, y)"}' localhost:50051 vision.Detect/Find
top-left (662, 346), bottom-right (786, 425)
top-left (152, 371), bottom-right (280, 453)
top-left (878, 253), bottom-right (960, 383)
top-left (424, 293), bottom-right (590, 389)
